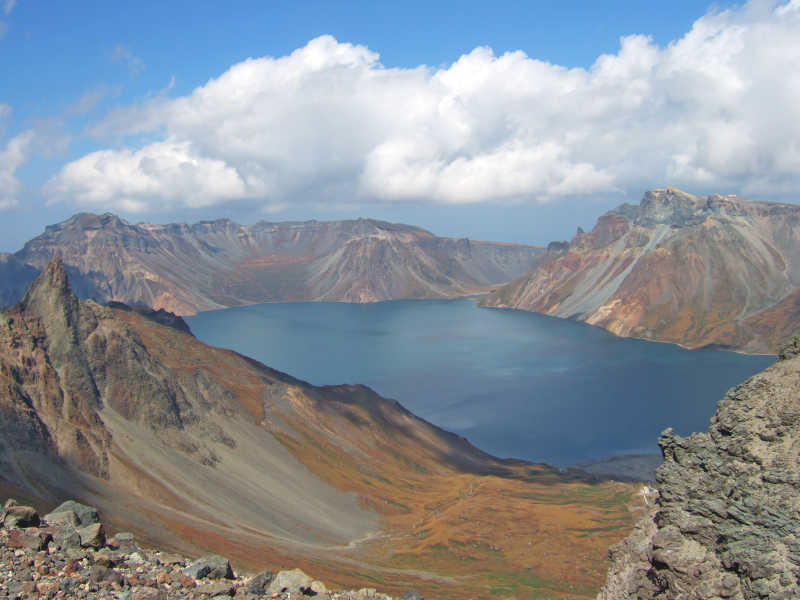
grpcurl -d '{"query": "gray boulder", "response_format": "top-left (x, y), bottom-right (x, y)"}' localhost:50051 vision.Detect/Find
top-left (181, 554), bottom-right (234, 580)
top-left (77, 522), bottom-right (106, 549)
top-left (46, 500), bottom-right (99, 526)
top-left (242, 570), bottom-right (274, 595)
top-left (43, 510), bottom-right (80, 527)
top-left (266, 569), bottom-right (313, 595)
top-left (53, 523), bottom-right (82, 550)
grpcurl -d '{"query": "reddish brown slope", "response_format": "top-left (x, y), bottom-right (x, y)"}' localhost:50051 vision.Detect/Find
top-left (483, 188), bottom-right (800, 353)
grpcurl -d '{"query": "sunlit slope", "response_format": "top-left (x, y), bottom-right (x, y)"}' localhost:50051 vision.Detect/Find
top-left (483, 188), bottom-right (800, 353)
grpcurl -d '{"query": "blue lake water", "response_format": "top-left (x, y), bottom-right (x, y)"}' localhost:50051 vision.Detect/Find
top-left (186, 299), bottom-right (773, 466)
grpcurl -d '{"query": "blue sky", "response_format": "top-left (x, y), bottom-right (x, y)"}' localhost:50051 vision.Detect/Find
top-left (2, 0), bottom-right (800, 251)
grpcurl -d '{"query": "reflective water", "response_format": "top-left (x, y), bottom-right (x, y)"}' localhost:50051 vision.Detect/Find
top-left (187, 298), bottom-right (773, 465)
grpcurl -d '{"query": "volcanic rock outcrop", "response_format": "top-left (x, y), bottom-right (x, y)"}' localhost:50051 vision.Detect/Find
top-left (1, 214), bottom-right (545, 314)
top-left (597, 337), bottom-right (800, 599)
top-left (483, 188), bottom-right (800, 353)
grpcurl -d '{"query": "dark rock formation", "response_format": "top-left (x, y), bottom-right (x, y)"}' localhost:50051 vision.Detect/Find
top-left (598, 337), bottom-right (800, 599)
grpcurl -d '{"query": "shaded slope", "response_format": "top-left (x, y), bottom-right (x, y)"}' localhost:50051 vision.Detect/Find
top-left (0, 259), bottom-right (639, 599)
top-left (483, 188), bottom-right (800, 353)
top-left (7, 214), bottom-right (545, 314)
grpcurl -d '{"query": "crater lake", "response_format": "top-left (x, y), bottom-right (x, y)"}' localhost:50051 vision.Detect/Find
top-left (187, 298), bottom-right (773, 467)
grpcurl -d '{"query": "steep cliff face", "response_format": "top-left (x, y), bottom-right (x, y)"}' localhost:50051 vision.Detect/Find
top-left (0, 260), bottom-right (636, 599)
top-left (597, 339), bottom-right (800, 599)
top-left (483, 188), bottom-right (800, 353)
top-left (5, 214), bottom-right (544, 314)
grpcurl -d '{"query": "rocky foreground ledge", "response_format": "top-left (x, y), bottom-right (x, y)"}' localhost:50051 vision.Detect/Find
top-left (0, 499), bottom-right (423, 600)
top-left (597, 337), bottom-right (800, 599)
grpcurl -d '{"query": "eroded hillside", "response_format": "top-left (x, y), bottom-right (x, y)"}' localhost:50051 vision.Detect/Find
top-left (4, 215), bottom-right (545, 314)
top-left (483, 188), bottom-right (800, 353)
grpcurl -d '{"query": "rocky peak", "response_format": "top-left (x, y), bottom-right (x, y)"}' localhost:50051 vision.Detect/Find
top-left (20, 256), bottom-right (82, 332)
top-left (18, 256), bottom-right (103, 414)
top-left (635, 187), bottom-right (706, 227)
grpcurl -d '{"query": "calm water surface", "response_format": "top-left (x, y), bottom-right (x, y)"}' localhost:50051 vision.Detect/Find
top-left (187, 299), bottom-right (773, 465)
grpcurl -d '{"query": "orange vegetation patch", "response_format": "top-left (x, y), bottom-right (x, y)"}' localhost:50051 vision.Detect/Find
top-left (274, 403), bottom-right (640, 600)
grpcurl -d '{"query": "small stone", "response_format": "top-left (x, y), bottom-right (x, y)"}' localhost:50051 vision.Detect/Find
top-left (36, 580), bottom-right (59, 595)
top-left (310, 580), bottom-right (328, 595)
top-left (402, 592), bottom-right (424, 600)
top-left (242, 570), bottom-right (273, 595)
top-left (108, 532), bottom-right (138, 553)
top-left (131, 587), bottom-right (163, 600)
top-left (127, 551), bottom-right (147, 565)
top-left (155, 552), bottom-right (184, 566)
top-left (90, 565), bottom-right (124, 586)
top-left (195, 582), bottom-right (235, 596)
top-left (93, 550), bottom-right (122, 567)
top-left (77, 522), bottom-right (106, 549)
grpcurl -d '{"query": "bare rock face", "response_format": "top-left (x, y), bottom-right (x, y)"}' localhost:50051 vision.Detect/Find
top-left (598, 338), bottom-right (800, 599)
top-left (483, 188), bottom-right (800, 353)
top-left (1, 214), bottom-right (545, 314)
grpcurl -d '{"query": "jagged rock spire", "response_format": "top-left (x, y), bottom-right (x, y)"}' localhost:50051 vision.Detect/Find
top-left (19, 255), bottom-right (102, 411)
top-left (21, 256), bottom-right (77, 319)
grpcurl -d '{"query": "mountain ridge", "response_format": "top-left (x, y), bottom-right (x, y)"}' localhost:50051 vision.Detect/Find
top-left (482, 187), bottom-right (800, 353)
top-left (3, 214), bottom-right (546, 315)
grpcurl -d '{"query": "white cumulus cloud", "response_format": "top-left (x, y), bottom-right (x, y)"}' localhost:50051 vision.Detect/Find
top-left (47, 0), bottom-right (800, 213)
top-left (0, 130), bottom-right (34, 209)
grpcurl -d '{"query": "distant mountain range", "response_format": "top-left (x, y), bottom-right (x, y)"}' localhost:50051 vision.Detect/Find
top-left (0, 259), bottom-right (634, 598)
top-left (1, 214), bottom-right (546, 315)
top-left (3, 187), bottom-right (798, 353)
top-left (483, 188), bottom-right (800, 353)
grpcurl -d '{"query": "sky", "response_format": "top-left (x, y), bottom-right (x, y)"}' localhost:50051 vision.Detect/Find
top-left (2, 0), bottom-right (800, 251)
